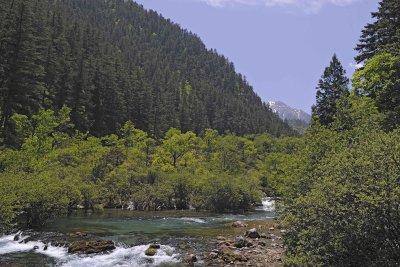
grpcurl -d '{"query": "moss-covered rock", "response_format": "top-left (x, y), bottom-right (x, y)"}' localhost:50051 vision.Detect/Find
top-left (68, 240), bottom-right (115, 254)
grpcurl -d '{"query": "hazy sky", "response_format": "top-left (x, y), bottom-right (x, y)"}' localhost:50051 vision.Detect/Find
top-left (134, 0), bottom-right (379, 112)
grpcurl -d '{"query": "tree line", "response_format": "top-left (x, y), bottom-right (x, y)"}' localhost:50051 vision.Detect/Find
top-left (0, 107), bottom-right (301, 229)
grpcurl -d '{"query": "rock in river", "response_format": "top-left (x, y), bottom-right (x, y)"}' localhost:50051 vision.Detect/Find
top-left (145, 244), bottom-right (161, 256)
top-left (145, 247), bottom-right (158, 256)
top-left (148, 244), bottom-right (160, 249)
top-left (68, 240), bottom-right (115, 254)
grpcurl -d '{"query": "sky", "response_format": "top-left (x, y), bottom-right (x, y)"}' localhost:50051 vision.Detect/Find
top-left (134, 0), bottom-right (380, 113)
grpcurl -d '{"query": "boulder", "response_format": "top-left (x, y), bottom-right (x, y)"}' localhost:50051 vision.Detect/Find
top-left (245, 228), bottom-right (260, 239)
top-left (145, 247), bottom-right (158, 256)
top-left (221, 247), bottom-right (247, 263)
top-left (148, 244), bottom-right (160, 249)
top-left (68, 240), bottom-right (115, 254)
top-left (145, 244), bottom-right (160, 256)
top-left (232, 221), bottom-right (248, 228)
top-left (233, 236), bottom-right (252, 248)
top-left (13, 234), bottom-right (20, 241)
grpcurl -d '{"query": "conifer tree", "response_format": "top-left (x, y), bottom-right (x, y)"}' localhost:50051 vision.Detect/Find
top-left (355, 0), bottom-right (400, 63)
top-left (0, 0), bottom-right (45, 146)
top-left (312, 54), bottom-right (349, 126)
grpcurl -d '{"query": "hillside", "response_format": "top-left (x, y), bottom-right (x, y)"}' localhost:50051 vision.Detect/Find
top-left (0, 0), bottom-right (295, 146)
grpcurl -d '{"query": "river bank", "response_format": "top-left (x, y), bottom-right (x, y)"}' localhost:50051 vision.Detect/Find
top-left (204, 220), bottom-right (284, 267)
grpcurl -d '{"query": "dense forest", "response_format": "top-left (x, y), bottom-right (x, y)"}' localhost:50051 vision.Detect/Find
top-left (0, 0), bottom-right (295, 148)
top-left (0, 0), bottom-right (399, 266)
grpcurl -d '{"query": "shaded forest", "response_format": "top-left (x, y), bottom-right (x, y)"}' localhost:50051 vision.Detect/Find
top-left (0, 0), bottom-right (295, 148)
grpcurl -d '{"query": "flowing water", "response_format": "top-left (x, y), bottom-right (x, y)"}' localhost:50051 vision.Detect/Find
top-left (0, 198), bottom-right (275, 267)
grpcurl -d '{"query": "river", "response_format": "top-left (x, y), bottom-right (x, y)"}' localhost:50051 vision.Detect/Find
top-left (0, 198), bottom-right (275, 266)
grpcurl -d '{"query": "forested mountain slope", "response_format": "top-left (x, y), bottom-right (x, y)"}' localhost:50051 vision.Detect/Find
top-left (0, 0), bottom-right (295, 146)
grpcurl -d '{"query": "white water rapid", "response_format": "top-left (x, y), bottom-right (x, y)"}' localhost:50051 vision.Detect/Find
top-left (260, 197), bottom-right (276, 212)
top-left (0, 232), bottom-right (179, 267)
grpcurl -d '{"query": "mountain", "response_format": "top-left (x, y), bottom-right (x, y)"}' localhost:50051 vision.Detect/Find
top-left (268, 101), bottom-right (311, 134)
top-left (268, 101), bottom-right (311, 123)
top-left (0, 0), bottom-right (296, 146)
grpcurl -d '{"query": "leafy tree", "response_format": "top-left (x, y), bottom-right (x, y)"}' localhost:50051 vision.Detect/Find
top-left (353, 53), bottom-right (400, 130)
top-left (312, 54), bottom-right (349, 126)
top-left (283, 126), bottom-right (400, 266)
top-left (154, 128), bottom-right (200, 169)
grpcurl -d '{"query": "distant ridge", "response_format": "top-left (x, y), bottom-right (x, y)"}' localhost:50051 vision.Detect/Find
top-left (268, 101), bottom-right (311, 134)
top-left (268, 101), bottom-right (311, 123)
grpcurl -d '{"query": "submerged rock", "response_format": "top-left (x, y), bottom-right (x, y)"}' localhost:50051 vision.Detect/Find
top-left (245, 228), bottom-right (260, 239)
top-left (67, 232), bottom-right (88, 238)
top-left (68, 240), bottom-right (115, 254)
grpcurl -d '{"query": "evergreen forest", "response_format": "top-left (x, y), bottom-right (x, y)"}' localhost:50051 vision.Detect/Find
top-left (0, 0), bottom-right (294, 148)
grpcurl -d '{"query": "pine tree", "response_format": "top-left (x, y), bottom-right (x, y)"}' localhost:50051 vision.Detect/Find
top-left (355, 0), bottom-right (400, 63)
top-left (0, 0), bottom-right (45, 146)
top-left (312, 54), bottom-right (349, 126)
top-left (0, 0), bottom-right (296, 146)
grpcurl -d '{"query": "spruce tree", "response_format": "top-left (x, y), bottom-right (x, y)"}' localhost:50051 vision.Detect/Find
top-left (0, 0), bottom-right (45, 146)
top-left (312, 54), bottom-right (349, 126)
top-left (355, 0), bottom-right (400, 63)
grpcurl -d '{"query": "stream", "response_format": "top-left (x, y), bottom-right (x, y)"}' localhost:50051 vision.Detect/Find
top-left (0, 198), bottom-right (275, 266)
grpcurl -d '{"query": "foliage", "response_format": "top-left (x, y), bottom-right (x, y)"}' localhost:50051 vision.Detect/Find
top-left (282, 123), bottom-right (400, 266)
top-left (281, 7), bottom-right (400, 262)
top-left (282, 24), bottom-right (400, 265)
top-left (353, 53), bottom-right (400, 130)
top-left (0, 108), bottom-right (298, 230)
